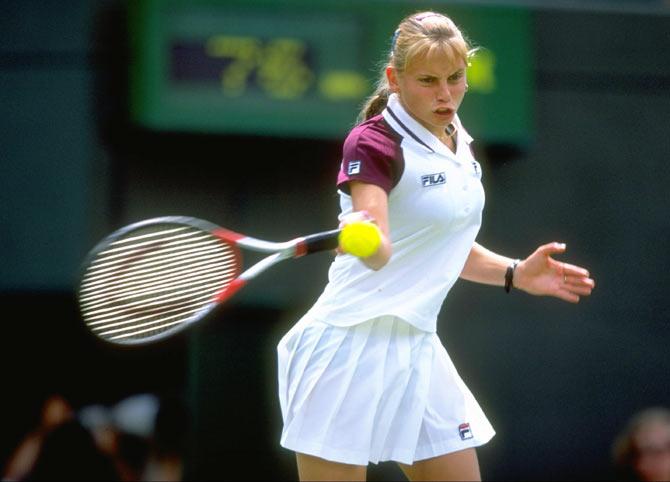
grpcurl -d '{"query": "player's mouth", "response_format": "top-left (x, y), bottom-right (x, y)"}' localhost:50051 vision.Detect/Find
top-left (433, 107), bottom-right (454, 118)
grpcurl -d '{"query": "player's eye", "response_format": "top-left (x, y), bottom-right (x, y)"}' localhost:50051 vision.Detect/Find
top-left (448, 70), bottom-right (464, 82)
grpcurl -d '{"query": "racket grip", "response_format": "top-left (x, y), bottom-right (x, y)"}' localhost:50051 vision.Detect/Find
top-left (297, 229), bottom-right (341, 256)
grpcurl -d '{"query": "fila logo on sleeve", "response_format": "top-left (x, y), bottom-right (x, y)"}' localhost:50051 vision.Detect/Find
top-left (347, 160), bottom-right (362, 175)
top-left (421, 172), bottom-right (446, 187)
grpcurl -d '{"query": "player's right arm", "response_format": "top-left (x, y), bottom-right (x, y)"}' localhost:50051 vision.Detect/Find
top-left (347, 180), bottom-right (392, 270)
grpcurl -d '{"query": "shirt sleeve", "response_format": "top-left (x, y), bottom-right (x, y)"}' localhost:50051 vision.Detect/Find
top-left (336, 122), bottom-right (400, 194)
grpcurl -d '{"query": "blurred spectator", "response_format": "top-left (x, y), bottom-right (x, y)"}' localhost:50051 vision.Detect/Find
top-left (78, 400), bottom-right (147, 481)
top-left (2, 394), bottom-right (74, 481)
top-left (24, 419), bottom-right (120, 481)
top-left (141, 395), bottom-right (189, 481)
top-left (4, 392), bottom-right (188, 482)
top-left (612, 407), bottom-right (670, 481)
top-left (79, 393), bottom-right (188, 481)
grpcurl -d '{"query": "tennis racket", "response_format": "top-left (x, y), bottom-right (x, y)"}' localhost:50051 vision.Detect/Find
top-left (76, 216), bottom-right (342, 346)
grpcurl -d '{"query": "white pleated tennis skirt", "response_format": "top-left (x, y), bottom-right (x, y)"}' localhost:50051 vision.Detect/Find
top-left (277, 315), bottom-right (495, 466)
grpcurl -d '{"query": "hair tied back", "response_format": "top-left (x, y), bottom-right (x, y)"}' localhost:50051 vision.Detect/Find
top-left (414, 12), bottom-right (444, 22)
top-left (390, 29), bottom-right (400, 52)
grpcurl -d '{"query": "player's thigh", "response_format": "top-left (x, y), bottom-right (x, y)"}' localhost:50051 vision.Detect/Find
top-left (397, 447), bottom-right (481, 482)
top-left (296, 452), bottom-right (367, 481)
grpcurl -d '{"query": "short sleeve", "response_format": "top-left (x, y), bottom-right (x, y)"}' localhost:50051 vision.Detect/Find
top-left (337, 116), bottom-right (403, 194)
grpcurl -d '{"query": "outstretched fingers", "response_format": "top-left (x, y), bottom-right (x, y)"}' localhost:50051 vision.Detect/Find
top-left (537, 241), bottom-right (567, 258)
top-left (562, 262), bottom-right (591, 279)
top-left (560, 263), bottom-right (595, 302)
top-left (563, 271), bottom-right (595, 294)
top-left (556, 288), bottom-right (581, 304)
top-left (536, 242), bottom-right (595, 302)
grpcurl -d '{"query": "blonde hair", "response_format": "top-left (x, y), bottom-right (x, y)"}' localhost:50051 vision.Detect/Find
top-left (357, 11), bottom-right (474, 123)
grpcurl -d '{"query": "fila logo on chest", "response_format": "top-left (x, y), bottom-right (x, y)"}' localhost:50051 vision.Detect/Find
top-left (421, 172), bottom-right (446, 187)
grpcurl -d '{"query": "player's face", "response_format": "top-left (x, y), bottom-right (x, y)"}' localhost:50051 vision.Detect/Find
top-left (388, 52), bottom-right (468, 138)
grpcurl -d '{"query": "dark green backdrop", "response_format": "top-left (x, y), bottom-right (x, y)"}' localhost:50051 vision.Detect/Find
top-left (1, 1), bottom-right (669, 480)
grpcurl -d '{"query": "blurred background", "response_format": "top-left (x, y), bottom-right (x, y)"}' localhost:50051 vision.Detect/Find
top-left (1, 0), bottom-right (669, 480)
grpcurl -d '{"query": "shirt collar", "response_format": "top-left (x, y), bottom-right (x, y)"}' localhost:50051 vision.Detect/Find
top-left (382, 93), bottom-right (473, 158)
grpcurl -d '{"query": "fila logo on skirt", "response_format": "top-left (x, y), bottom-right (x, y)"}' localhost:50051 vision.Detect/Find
top-left (459, 422), bottom-right (474, 440)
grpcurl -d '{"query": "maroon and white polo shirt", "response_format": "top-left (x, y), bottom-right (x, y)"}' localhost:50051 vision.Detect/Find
top-left (307, 93), bottom-right (485, 332)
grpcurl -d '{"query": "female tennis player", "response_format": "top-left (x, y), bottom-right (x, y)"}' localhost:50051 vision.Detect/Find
top-left (277, 11), bottom-right (595, 481)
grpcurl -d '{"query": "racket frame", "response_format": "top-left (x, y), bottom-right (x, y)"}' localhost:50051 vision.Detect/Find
top-left (77, 216), bottom-right (340, 346)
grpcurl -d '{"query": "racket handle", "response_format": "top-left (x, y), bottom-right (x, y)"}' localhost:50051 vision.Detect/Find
top-left (296, 228), bottom-right (341, 256)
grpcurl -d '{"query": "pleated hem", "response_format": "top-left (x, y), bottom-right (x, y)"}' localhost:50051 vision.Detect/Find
top-left (280, 436), bottom-right (417, 466)
top-left (281, 432), bottom-right (496, 466)
top-left (412, 430), bottom-right (496, 462)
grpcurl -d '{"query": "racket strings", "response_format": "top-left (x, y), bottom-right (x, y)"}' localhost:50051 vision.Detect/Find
top-left (80, 277), bottom-right (228, 318)
top-left (81, 256), bottom-right (234, 309)
top-left (79, 225), bottom-right (240, 342)
top-left (91, 297), bottom-right (212, 338)
top-left (81, 245), bottom-right (228, 285)
top-left (82, 231), bottom-right (225, 279)
top-left (86, 291), bottom-right (215, 327)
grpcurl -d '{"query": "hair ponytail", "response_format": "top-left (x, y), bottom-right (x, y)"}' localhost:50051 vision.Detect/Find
top-left (357, 75), bottom-right (391, 123)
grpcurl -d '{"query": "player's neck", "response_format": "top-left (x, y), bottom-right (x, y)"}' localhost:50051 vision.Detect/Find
top-left (438, 124), bottom-right (458, 153)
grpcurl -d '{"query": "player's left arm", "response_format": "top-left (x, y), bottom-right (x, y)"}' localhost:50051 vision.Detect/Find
top-left (460, 242), bottom-right (595, 303)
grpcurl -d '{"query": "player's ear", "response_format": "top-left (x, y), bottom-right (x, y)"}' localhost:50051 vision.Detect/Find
top-left (386, 66), bottom-right (399, 93)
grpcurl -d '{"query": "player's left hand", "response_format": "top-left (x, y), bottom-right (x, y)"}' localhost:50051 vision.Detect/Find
top-left (514, 242), bottom-right (595, 303)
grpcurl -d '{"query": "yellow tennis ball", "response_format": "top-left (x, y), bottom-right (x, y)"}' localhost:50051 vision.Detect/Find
top-left (339, 221), bottom-right (382, 258)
